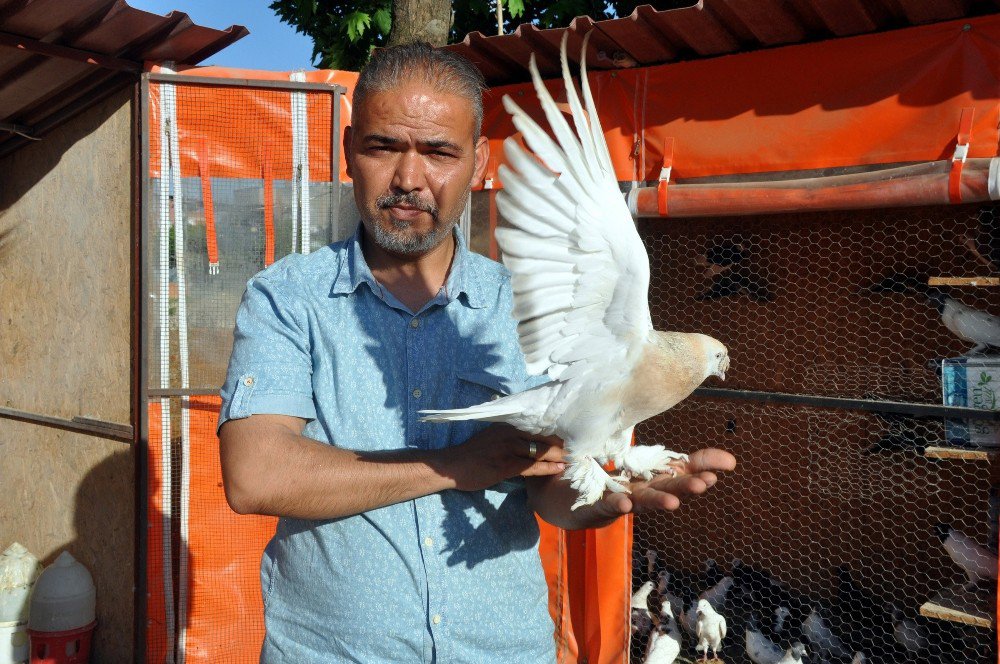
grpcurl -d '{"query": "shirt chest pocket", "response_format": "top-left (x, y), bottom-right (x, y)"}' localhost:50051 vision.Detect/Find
top-left (454, 370), bottom-right (517, 409)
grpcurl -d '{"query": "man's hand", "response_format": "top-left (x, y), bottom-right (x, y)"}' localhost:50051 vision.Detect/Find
top-left (593, 448), bottom-right (736, 518)
top-left (527, 447), bottom-right (736, 530)
top-left (441, 424), bottom-right (565, 492)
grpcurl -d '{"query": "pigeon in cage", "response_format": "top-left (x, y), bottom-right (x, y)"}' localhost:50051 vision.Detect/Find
top-left (702, 558), bottom-right (725, 590)
top-left (695, 240), bottom-right (776, 304)
top-left (643, 599), bottom-right (683, 664)
top-left (802, 606), bottom-right (852, 660)
top-left (934, 523), bottom-right (999, 590)
top-left (746, 615), bottom-right (785, 664)
top-left (695, 599), bottom-right (727, 662)
top-left (632, 579), bottom-right (657, 639)
top-left (926, 290), bottom-right (1000, 355)
top-left (656, 570), bottom-right (690, 620)
top-left (888, 605), bottom-right (928, 655)
top-left (682, 575), bottom-right (735, 637)
top-left (418, 33), bottom-right (732, 509)
top-left (775, 642), bottom-right (808, 664)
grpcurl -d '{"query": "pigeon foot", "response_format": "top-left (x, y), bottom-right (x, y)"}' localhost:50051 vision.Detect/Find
top-left (567, 456), bottom-right (629, 510)
top-left (618, 445), bottom-right (688, 481)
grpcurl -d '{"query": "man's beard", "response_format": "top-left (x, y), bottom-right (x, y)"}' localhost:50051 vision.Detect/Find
top-left (364, 190), bottom-right (466, 255)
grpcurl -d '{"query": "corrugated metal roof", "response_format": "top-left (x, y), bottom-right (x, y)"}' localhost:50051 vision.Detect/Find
top-left (0, 0), bottom-right (247, 156)
top-left (444, 0), bottom-right (1000, 86)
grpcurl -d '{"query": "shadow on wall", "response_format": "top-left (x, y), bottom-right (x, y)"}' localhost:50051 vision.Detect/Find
top-left (0, 89), bottom-right (131, 216)
top-left (39, 447), bottom-right (136, 663)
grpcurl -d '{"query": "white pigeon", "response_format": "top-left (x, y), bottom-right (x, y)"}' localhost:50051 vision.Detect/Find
top-left (850, 653), bottom-right (866, 664)
top-left (802, 607), bottom-right (851, 659)
top-left (929, 291), bottom-right (1000, 353)
top-left (695, 599), bottom-right (726, 662)
top-left (644, 600), bottom-right (682, 664)
top-left (934, 523), bottom-right (998, 589)
top-left (745, 618), bottom-right (784, 664)
top-left (418, 32), bottom-right (730, 509)
top-left (682, 575), bottom-right (733, 636)
top-left (632, 580), bottom-right (656, 638)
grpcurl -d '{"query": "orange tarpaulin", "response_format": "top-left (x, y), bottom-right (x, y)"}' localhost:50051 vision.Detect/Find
top-left (483, 14), bottom-right (1000, 184)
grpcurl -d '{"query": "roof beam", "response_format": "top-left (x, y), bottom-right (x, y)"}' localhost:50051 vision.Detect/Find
top-left (0, 29), bottom-right (140, 72)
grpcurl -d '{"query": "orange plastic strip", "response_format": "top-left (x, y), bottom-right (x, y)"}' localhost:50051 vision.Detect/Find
top-left (145, 402), bottom-right (170, 664)
top-left (262, 140), bottom-right (276, 267)
top-left (949, 107), bottom-right (975, 203)
top-left (657, 138), bottom-right (674, 217)
top-left (197, 140), bottom-right (219, 272)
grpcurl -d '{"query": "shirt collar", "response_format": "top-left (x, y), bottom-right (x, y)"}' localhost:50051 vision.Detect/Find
top-left (330, 224), bottom-right (488, 309)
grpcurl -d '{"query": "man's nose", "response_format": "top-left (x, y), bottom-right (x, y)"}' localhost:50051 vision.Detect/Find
top-left (391, 150), bottom-right (425, 192)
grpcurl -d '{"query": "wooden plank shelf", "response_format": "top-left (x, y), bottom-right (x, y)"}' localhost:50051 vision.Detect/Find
top-left (928, 277), bottom-right (1000, 287)
top-left (924, 446), bottom-right (998, 461)
top-left (920, 584), bottom-right (996, 629)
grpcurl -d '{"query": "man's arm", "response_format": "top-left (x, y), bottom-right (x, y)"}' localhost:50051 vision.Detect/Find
top-left (526, 448), bottom-right (737, 530)
top-left (220, 416), bottom-right (566, 519)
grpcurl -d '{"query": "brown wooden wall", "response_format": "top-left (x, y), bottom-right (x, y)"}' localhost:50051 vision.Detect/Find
top-left (0, 88), bottom-right (135, 662)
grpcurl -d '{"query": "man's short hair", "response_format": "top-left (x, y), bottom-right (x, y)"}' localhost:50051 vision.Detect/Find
top-left (354, 42), bottom-right (486, 139)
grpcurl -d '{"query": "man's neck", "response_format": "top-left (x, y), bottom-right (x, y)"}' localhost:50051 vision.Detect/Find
top-left (362, 230), bottom-right (457, 314)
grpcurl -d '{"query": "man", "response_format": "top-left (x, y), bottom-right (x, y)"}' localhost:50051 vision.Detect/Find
top-left (219, 42), bottom-right (735, 663)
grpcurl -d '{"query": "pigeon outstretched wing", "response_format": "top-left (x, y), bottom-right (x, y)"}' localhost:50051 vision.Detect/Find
top-left (497, 31), bottom-right (652, 383)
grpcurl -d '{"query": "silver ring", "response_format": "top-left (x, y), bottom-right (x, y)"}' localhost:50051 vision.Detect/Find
top-left (527, 441), bottom-right (538, 460)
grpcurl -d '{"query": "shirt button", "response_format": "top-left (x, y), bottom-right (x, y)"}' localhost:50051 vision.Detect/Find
top-left (412, 388), bottom-right (422, 398)
top-left (243, 376), bottom-right (254, 387)
top-left (424, 536), bottom-right (433, 547)
top-left (432, 614), bottom-right (442, 625)
top-left (410, 318), bottom-right (420, 329)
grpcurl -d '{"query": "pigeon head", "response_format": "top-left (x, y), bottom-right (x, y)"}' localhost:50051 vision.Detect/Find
top-left (693, 334), bottom-right (729, 381)
top-left (925, 289), bottom-right (950, 314)
top-left (789, 642), bottom-right (808, 658)
top-left (696, 598), bottom-right (712, 616)
top-left (659, 599), bottom-right (674, 619)
top-left (933, 522), bottom-right (953, 542)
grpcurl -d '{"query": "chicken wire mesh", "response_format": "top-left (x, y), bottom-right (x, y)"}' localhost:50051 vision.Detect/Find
top-left (629, 203), bottom-right (999, 663)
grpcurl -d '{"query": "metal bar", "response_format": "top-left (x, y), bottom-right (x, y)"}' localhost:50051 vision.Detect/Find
top-left (0, 30), bottom-right (141, 72)
top-left (331, 86), bottom-right (342, 243)
top-left (134, 75), bottom-right (149, 664)
top-left (147, 388), bottom-right (220, 397)
top-left (691, 387), bottom-right (1000, 420)
top-left (0, 407), bottom-right (134, 442)
top-left (147, 73), bottom-right (340, 92)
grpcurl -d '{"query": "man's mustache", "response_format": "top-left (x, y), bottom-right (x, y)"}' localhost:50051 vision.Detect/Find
top-left (377, 192), bottom-right (439, 220)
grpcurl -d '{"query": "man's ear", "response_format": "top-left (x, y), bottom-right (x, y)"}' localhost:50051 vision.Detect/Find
top-left (343, 125), bottom-right (354, 179)
top-left (472, 135), bottom-right (489, 187)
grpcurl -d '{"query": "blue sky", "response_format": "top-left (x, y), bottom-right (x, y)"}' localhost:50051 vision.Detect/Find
top-left (128, 0), bottom-right (316, 71)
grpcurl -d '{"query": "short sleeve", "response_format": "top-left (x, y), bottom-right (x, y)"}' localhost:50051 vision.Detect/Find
top-left (218, 273), bottom-right (317, 432)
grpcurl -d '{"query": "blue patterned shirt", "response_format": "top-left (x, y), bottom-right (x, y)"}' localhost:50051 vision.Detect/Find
top-left (219, 226), bottom-right (555, 663)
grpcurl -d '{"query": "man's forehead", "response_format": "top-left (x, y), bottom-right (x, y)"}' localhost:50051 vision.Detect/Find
top-left (353, 85), bottom-right (477, 143)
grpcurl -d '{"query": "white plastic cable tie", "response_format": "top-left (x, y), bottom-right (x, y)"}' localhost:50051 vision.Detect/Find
top-left (952, 142), bottom-right (969, 163)
top-left (989, 157), bottom-right (1000, 201)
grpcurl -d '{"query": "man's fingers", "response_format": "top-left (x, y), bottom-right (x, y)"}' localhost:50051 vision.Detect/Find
top-left (686, 448), bottom-right (736, 473)
top-left (516, 438), bottom-right (565, 463)
top-left (521, 461), bottom-right (566, 477)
